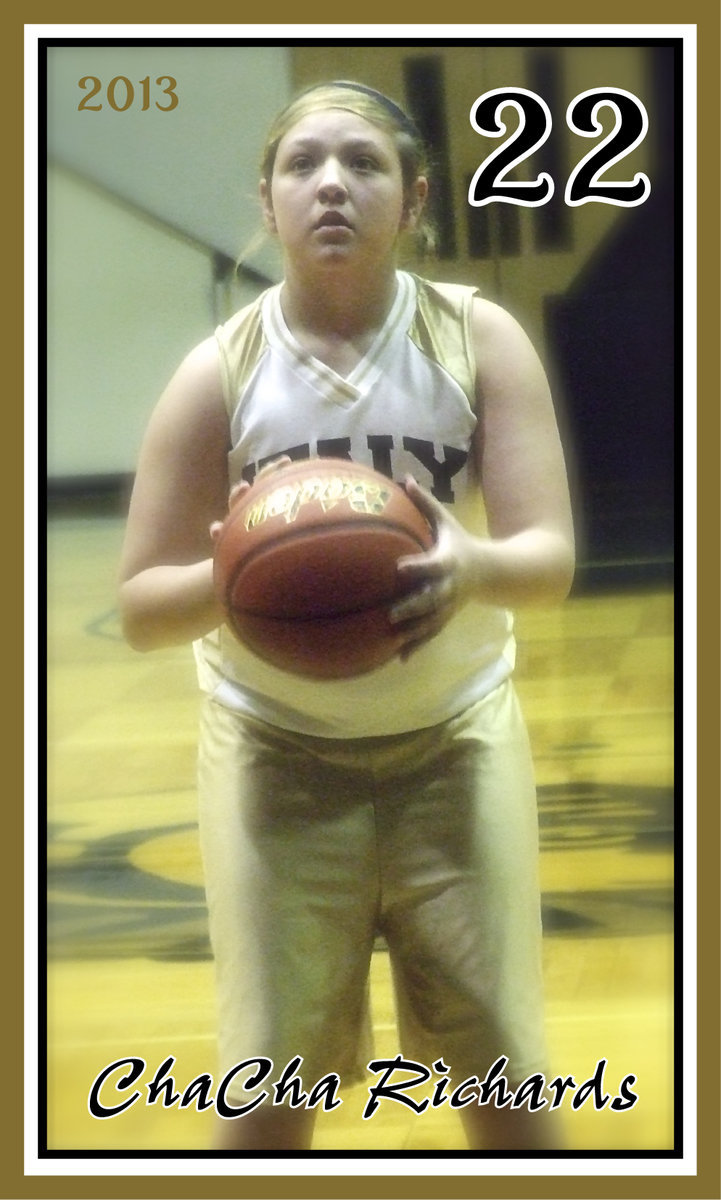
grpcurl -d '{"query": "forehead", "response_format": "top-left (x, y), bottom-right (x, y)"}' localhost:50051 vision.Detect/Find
top-left (276, 107), bottom-right (398, 154)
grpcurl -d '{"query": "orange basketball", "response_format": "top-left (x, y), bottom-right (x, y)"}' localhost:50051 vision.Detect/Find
top-left (213, 458), bottom-right (433, 679)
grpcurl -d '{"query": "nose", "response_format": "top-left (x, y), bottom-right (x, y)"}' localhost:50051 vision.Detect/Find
top-left (317, 157), bottom-right (347, 203)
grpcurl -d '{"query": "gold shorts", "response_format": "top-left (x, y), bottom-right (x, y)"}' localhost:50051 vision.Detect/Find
top-left (197, 679), bottom-right (548, 1100)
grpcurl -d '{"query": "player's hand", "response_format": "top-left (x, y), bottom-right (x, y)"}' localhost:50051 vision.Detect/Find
top-left (389, 476), bottom-right (478, 661)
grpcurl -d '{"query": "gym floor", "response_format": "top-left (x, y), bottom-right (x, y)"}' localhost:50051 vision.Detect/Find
top-left (44, 510), bottom-right (676, 1157)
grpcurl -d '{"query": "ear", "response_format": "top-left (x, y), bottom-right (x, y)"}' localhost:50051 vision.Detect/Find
top-left (259, 178), bottom-right (277, 234)
top-left (401, 175), bottom-right (428, 231)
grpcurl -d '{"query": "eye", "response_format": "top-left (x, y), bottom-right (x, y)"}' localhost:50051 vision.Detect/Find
top-left (352, 154), bottom-right (379, 172)
top-left (288, 155), bottom-right (315, 174)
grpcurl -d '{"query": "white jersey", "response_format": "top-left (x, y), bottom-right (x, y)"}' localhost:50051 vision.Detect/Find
top-left (194, 270), bottom-right (515, 737)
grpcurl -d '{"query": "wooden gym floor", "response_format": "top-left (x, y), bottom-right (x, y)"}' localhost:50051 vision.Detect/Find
top-left (44, 511), bottom-right (676, 1157)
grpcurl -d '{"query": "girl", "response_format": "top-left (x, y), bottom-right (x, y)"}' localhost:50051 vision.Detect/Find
top-left (119, 80), bottom-right (575, 1152)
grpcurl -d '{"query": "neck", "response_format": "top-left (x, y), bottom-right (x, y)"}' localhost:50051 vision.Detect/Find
top-left (280, 262), bottom-right (399, 339)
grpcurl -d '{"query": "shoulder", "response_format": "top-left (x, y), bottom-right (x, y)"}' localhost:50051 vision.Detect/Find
top-left (215, 288), bottom-right (270, 349)
top-left (470, 297), bottom-right (549, 385)
top-left (410, 272), bottom-right (483, 354)
top-left (162, 335), bottom-right (224, 409)
top-left (411, 272), bottom-right (480, 313)
top-left (214, 288), bottom-right (272, 410)
top-left (407, 272), bottom-right (481, 344)
top-left (470, 295), bottom-right (528, 337)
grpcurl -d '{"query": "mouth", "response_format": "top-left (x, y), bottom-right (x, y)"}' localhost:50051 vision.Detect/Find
top-left (315, 212), bottom-right (352, 229)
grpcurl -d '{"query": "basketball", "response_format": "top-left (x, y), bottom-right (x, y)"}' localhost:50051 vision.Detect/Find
top-left (212, 458), bottom-right (434, 679)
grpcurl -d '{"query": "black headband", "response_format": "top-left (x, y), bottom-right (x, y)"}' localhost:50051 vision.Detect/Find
top-left (301, 79), bottom-right (422, 142)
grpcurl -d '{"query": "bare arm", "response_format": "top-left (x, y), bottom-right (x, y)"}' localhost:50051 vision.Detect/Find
top-left (466, 294), bottom-right (575, 604)
top-left (118, 337), bottom-right (231, 651)
top-left (392, 297), bottom-right (575, 652)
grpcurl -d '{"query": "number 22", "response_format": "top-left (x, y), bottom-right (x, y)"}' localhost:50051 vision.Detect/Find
top-left (468, 86), bottom-right (651, 208)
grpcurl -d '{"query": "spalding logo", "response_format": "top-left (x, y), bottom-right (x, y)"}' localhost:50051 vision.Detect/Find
top-left (244, 475), bottom-right (392, 531)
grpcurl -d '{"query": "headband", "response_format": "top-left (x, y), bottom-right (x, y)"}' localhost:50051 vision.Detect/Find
top-left (300, 80), bottom-right (423, 142)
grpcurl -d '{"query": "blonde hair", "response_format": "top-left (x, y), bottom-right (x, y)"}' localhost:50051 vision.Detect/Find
top-left (257, 80), bottom-right (437, 258)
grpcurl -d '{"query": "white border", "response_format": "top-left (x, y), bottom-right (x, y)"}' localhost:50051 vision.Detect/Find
top-left (679, 17), bottom-right (698, 1179)
top-left (29, 21), bottom-right (697, 1182)
top-left (24, 18), bottom-right (40, 1184)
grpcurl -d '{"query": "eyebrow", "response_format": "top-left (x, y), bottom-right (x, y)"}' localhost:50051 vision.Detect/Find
top-left (281, 136), bottom-right (388, 156)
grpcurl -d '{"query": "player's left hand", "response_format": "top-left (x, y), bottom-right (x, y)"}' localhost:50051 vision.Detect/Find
top-left (389, 475), bottom-right (478, 661)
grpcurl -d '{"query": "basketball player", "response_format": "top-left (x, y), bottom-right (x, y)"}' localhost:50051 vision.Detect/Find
top-left (118, 81), bottom-right (575, 1152)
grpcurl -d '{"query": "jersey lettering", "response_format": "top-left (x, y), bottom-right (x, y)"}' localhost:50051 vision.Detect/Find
top-left (239, 437), bottom-right (469, 503)
top-left (401, 439), bottom-right (469, 501)
top-left (241, 444), bottom-right (310, 485)
top-left (317, 438), bottom-right (353, 461)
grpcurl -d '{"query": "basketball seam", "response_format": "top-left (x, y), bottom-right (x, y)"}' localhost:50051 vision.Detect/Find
top-left (222, 518), bottom-right (430, 617)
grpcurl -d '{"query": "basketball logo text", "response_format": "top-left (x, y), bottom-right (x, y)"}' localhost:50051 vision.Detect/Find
top-left (243, 476), bottom-right (392, 531)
